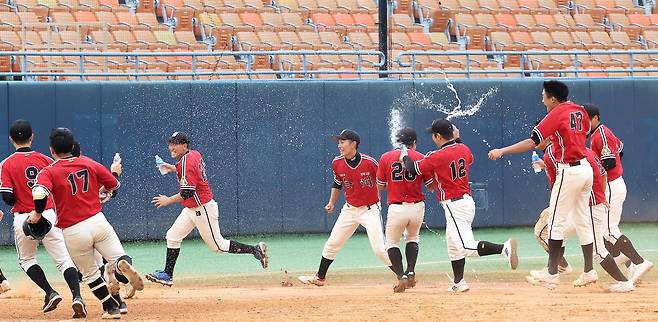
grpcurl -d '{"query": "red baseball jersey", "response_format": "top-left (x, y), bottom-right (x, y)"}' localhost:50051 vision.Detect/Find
top-left (585, 148), bottom-right (606, 206)
top-left (533, 102), bottom-right (590, 164)
top-left (332, 153), bottom-right (379, 207)
top-left (0, 149), bottom-right (55, 213)
top-left (413, 142), bottom-right (473, 201)
top-left (377, 149), bottom-right (433, 205)
top-left (543, 144), bottom-right (558, 188)
top-left (176, 150), bottom-right (213, 208)
top-left (589, 124), bottom-right (624, 182)
top-left (35, 156), bottom-right (120, 229)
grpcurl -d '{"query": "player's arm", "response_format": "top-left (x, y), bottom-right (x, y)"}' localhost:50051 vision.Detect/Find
top-left (489, 114), bottom-right (557, 160)
top-left (325, 187), bottom-right (340, 215)
top-left (0, 162), bottom-right (16, 207)
top-left (376, 156), bottom-right (387, 191)
top-left (152, 193), bottom-right (184, 208)
top-left (29, 170), bottom-right (53, 223)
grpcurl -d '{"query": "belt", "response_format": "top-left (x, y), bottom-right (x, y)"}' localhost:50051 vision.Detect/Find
top-left (569, 160), bottom-right (581, 166)
top-left (558, 159), bottom-right (583, 168)
top-left (442, 195), bottom-right (465, 204)
top-left (391, 200), bottom-right (423, 205)
top-left (347, 203), bottom-right (378, 210)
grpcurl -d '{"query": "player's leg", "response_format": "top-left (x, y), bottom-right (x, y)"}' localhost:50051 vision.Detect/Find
top-left (61, 221), bottom-right (121, 318)
top-left (40, 210), bottom-right (85, 318)
top-left (193, 201), bottom-right (268, 268)
top-left (0, 267), bottom-right (9, 294)
top-left (13, 213), bottom-right (61, 312)
top-left (444, 208), bottom-right (469, 291)
top-left (607, 178), bottom-right (653, 282)
top-left (91, 213), bottom-right (144, 296)
top-left (147, 208), bottom-right (195, 285)
top-left (385, 204), bottom-right (408, 280)
top-left (359, 204), bottom-right (393, 267)
top-left (590, 202), bottom-right (634, 292)
top-left (403, 202), bottom-right (425, 287)
top-left (299, 204), bottom-right (359, 285)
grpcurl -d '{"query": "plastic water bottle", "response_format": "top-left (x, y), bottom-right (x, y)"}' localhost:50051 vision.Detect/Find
top-left (113, 153), bottom-right (121, 164)
top-left (154, 155), bottom-right (168, 175)
top-left (531, 151), bottom-right (542, 173)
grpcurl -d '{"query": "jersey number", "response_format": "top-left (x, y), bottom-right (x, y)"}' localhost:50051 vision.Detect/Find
top-left (391, 162), bottom-right (417, 181)
top-left (25, 166), bottom-right (38, 188)
top-left (67, 169), bottom-right (89, 195)
top-left (570, 112), bottom-right (583, 132)
top-left (449, 159), bottom-right (466, 181)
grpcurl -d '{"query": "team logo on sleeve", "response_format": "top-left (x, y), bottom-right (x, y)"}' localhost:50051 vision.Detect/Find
top-left (179, 177), bottom-right (188, 186)
top-left (601, 145), bottom-right (612, 157)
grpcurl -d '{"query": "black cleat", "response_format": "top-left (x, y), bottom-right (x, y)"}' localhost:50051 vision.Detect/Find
top-left (43, 291), bottom-right (62, 313)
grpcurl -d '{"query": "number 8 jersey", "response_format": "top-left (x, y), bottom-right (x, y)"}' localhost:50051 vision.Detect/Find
top-left (0, 148), bottom-right (55, 213)
top-left (35, 156), bottom-right (120, 229)
top-left (413, 141), bottom-right (473, 202)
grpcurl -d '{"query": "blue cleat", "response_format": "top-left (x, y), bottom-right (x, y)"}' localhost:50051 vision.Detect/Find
top-left (145, 270), bottom-right (173, 287)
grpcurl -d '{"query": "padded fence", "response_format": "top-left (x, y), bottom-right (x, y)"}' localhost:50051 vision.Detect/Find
top-left (0, 79), bottom-right (656, 245)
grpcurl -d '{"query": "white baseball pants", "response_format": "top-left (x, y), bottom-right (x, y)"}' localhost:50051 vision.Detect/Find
top-left (546, 160), bottom-right (594, 245)
top-left (13, 209), bottom-right (76, 273)
top-left (62, 212), bottom-right (127, 283)
top-left (604, 176), bottom-right (627, 242)
top-left (589, 203), bottom-right (611, 262)
top-left (442, 195), bottom-right (481, 261)
top-left (385, 202), bottom-right (425, 249)
top-left (322, 202), bottom-right (391, 266)
top-left (166, 199), bottom-right (231, 253)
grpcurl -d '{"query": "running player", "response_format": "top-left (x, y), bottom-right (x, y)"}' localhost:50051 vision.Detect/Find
top-left (377, 127), bottom-right (434, 293)
top-left (0, 120), bottom-right (85, 317)
top-left (403, 120), bottom-right (518, 292)
top-left (30, 128), bottom-right (144, 319)
top-left (488, 80), bottom-right (633, 292)
top-left (583, 103), bottom-right (653, 283)
top-left (298, 129), bottom-right (392, 286)
top-left (146, 132), bottom-right (268, 287)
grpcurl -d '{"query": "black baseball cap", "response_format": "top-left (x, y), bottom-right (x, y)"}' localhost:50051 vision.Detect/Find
top-left (426, 119), bottom-right (454, 138)
top-left (167, 131), bottom-right (190, 145)
top-left (396, 127), bottom-right (417, 146)
top-left (9, 119), bottom-right (32, 143)
top-left (582, 103), bottom-right (599, 119)
top-left (331, 129), bottom-right (360, 144)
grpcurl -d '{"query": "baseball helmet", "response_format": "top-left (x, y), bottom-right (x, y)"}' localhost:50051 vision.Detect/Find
top-left (23, 216), bottom-right (52, 241)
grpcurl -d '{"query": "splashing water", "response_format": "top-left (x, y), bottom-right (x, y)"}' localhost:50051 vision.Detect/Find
top-left (388, 108), bottom-right (404, 149)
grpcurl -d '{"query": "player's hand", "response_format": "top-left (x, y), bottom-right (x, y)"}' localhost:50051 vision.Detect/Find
top-left (533, 159), bottom-right (547, 170)
top-left (152, 195), bottom-right (171, 208)
top-left (0, 210), bottom-right (4, 221)
top-left (26, 210), bottom-right (42, 224)
top-left (324, 202), bottom-right (334, 215)
top-left (399, 146), bottom-right (408, 163)
top-left (453, 126), bottom-right (460, 139)
top-left (161, 163), bottom-right (176, 174)
top-left (488, 149), bottom-right (504, 160)
top-left (110, 161), bottom-right (122, 176)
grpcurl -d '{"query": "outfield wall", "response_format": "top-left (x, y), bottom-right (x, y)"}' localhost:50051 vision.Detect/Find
top-left (0, 79), bottom-right (656, 245)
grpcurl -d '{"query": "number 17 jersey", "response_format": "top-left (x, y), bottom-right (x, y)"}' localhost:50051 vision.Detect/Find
top-left (413, 142), bottom-right (473, 202)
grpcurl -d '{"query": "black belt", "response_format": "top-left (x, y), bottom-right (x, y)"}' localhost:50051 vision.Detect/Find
top-left (347, 203), bottom-right (378, 210)
top-left (569, 160), bottom-right (581, 166)
top-left (391, 200), bottom-right (423, 205)
top-left (443, 195), bottom-right (465, 203)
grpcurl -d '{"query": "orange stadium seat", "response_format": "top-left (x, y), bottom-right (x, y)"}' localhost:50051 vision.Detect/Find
top-left (608, 13), bottom-right (642, 40)
top-left (573, 13), bottom-right (606, 31)
top-left (280, 12), bottom-right (313, 31)
top-left (347, 31), bottom-right (375, 48)
top-left (310, 12), bottom-right (336, 31)
top-left (136, 12), bottom-right (168, 31)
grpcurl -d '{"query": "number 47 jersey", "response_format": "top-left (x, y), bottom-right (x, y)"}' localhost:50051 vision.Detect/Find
top-left (35, 156), bottom-right (120, 229)
top-left (377, 149), bottom-right (433, 205)
top-left (413, 142), bottom-right (473, 202)
top-left (0, 149), bottom-right (55, 214)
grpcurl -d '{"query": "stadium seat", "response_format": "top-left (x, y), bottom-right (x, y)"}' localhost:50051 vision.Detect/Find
top-left (136, 12), bottom-right (168, 31)
top-left (280, 12), bottom-right (314, 31)
top-left (608, 13), bottom-right (642, 40)
top-left (392, 13), bottom-right (423, 32)
top-left (346, 31), bottom-right (375, 49)
top-left (609, 30), bottom-right (643, 48)
top-left (277, 31), bottom-right (313, 49)
top-left (318, 31), bottom-right (351, 49)
top-left (572, 13), bottom-right (606, 31)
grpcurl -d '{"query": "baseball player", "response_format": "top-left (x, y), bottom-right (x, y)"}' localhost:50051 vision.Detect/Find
top-left (0, 263), bottom-right (9, 294)
top-left (146, 132), bottom-right (268, 287)
top-left (298, 129), bottom-right (392, 286)
top-left (488, 80), bottom-right (633, 292)
top-left (0, 120), bottom-right (86, 317)
top-left (29, 128), bottom-right (145, 319)
top-left (377, 127), bottom-right (434, 293)
top-left (402, 119), bottom-right (518, 292)
top-left (583, 103), bottom-right (653, 283)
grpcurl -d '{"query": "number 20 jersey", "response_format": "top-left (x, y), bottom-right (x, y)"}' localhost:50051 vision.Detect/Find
top-left (0, 150), bottom-right (55, 213)
top-left (36, 156), bottom-right (119, 229)
top-left (414, 142), bottom-right (473, 202)
top-left (377, 149), bottom-right (433, 205)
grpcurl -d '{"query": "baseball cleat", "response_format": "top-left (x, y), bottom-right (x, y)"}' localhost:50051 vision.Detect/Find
top-left (558, 263), bottom-right (573, 275)
top-left (393, 275), bottom-right (408, 293)
top-left (447, 279), bottom-right (469, 293)
top-left (502, 239), bottom-right (519, 270)
top-left (572, 270), bottom-right (598, 287)
top-left (528, 269), bottom-right (559, 289)
top-left (406, 272), bottom-right (417, 288)
top-left (145, 270), bottom-right (174, 287)
top-left (298, 274), bottom-right (325, 286)
top-left (43, 291), bottom-right (62, 313)
top-left (102, 307), bottom-right (121, 319)
top-left (71, 297), bottom-right (87, 319)
top-left (254, 242), bottom-right (269, 269)
top-left (630, 260), bottom-right (653, 284)
top-left (123, 283), bottom-right (136, 299)
top-left (112, 294), bottom-right (127, 315)
top-left (118, 260), bottom-right (144, 291)
top-left (0, 279), bottom-right (11, 294)
top-left (609, 280), bottom-right (634, 293)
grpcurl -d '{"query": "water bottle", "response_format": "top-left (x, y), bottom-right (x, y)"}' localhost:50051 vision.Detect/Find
top-left (113, 153), bottom-right (121, 164)
top-left (531, 151), bottom-right (542, 173)
top-left (154, 155), bottom-right (168, 175)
